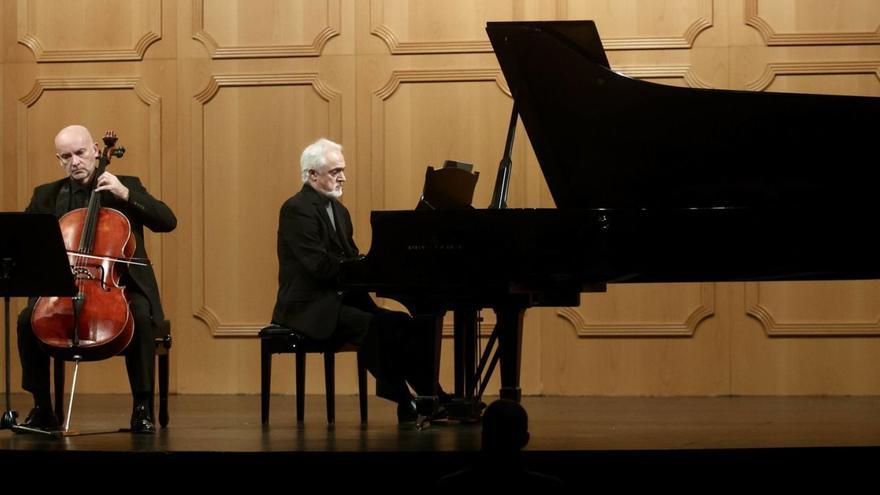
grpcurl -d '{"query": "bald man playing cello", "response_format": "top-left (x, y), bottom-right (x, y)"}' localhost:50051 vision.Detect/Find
top-left (15, 125), bottom-right (176, 434)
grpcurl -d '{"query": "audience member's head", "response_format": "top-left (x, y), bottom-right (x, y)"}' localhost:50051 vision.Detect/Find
top-left (438, 399), bottom-right (564, 489)
top-left (481, 399), bottom-right (530, 453)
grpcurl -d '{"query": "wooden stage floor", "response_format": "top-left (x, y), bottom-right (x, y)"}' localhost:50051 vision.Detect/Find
top-left (2, 394), bottom-right (879, 488)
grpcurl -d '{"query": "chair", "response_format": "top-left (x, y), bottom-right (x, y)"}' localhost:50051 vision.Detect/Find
top-left (259, 324), bottom-right (367, 424)
top-left (53, 319), bottom-right (172, 427)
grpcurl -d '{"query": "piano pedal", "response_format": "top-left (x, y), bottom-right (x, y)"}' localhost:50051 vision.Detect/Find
top-left (412, 395), bottom-right (450, 430)
top-left (415, 414), bottom-right (431, 431)
top-left (444, 398), bottom-right (485, 422)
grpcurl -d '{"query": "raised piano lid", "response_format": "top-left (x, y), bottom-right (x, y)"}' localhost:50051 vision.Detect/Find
top-left (486, 21), bottom-right (880, 211)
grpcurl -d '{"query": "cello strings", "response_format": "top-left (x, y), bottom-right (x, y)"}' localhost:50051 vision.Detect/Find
top-left (66, 251), bottom-right (150, 267)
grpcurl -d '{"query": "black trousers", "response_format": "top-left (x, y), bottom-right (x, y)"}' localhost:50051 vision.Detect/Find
top-left (17, 290), bottom-right (155, 399)
top-left (332, 304), bottom-right (436, 403)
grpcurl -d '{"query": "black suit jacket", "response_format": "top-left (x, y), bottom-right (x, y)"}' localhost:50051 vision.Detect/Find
top-left (25, 176), bottom-right (177, 327)
top-left (272, 184), bottom-right (376, 340)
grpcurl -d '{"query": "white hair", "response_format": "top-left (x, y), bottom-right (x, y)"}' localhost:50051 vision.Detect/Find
top-left (300, 138), bottom-right (342, 183)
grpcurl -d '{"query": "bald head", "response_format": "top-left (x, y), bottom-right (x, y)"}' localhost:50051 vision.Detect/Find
top-left (54, 125), bottom-right (93, 148)
top-left (55, 125), bottom-right (99, 185)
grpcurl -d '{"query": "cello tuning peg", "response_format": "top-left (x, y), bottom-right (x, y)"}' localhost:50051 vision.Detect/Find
top-left (112, 147), bottom-right (126, 158)
top-left (103, 131), bottom-right (118, 147)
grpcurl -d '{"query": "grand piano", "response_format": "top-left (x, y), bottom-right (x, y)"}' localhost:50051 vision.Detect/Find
top-left (341, 21), bottom-right (880, 419)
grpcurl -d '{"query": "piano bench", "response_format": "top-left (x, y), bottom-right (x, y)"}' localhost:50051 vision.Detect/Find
top-left (259, 324), bottom-right (368, 424)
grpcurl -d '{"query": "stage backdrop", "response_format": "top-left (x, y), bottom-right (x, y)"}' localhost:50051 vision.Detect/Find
top-left (2, 0), bottom-right (879, 396)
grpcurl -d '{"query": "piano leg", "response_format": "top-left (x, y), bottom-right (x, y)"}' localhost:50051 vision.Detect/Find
top-left (416, 305), bottom-right (482, 422)
top-left (454, 307), bottom-right (479, 399)
top-left (495, 304), bottom-right (525, 402)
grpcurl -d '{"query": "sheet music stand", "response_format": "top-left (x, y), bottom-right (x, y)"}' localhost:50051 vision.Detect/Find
top-left (417, 160), bottom-right (479, 210)
top-left (0, 213), bottom-right (76, 435)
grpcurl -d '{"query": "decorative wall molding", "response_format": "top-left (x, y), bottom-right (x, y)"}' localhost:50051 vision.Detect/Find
top-left (19, 77), bottom-right (160, 107)
top-left (594, 0), bottom-right (715, 50)
top-left (557, 284), bottom-right (715, 337)
top-left (613, 65), bottom-right (714, 89)
top-left (370, 0), bottom-right (713, 54)
top-left (746, 60), bottom-right (880, 91)
top-left (745, 0), bottom-right (880, 46)
top-left (192, 73), bottom-right (341, 336)
top-left (370, 23), bottom-right (490, 54)
top-left (192, 308), bottom-right (276, 338)
top-left (17, 0), bottom-right (162, 62)
top-left (374, 68), bottom-right (510, 100)
top-left (745, 283), bottom-right (880, 336)
top-left (193, 73), bottom-right (340, 103)
top-left (192, 0), bottom-right (340, 58)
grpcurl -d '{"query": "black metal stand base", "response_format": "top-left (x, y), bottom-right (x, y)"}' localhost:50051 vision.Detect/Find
top-left (8, 423), bottom-right (67, 437)
top-left (1, 409), bottom-right (18, 429)
top-left (12, 424), bottom-right (125, 437)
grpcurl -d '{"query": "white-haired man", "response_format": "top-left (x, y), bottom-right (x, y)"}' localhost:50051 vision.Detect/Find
top-left (271, 138), bottom-right (445, 422)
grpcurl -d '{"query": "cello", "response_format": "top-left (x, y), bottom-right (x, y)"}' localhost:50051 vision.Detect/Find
top-left (30, 131), bottom-right (144, 431)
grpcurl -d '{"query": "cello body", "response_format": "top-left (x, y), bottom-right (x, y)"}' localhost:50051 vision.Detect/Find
top-left (30, 133), bottom-right (135, 362)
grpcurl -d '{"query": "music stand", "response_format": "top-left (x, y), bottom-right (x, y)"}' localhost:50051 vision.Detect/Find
top-left (417, 160), bottom-right (479, 210)
top-left (0, 213), bottom-right (76, 435)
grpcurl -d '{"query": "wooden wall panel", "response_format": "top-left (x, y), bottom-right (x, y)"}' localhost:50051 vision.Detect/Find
top-left (731, 282), bottom-right (880, 395)
top-left (17, 0), bottom-right (162, 62)
top-left (542, 285), bottom-right (732, 395)
top-left (194, 0), bottom-right (341, 58)
top-left (372, 70), bottom-right (513, 210)
top-left (1, 2), bottom-right (5, 206)
top-left (559, 284), bottom-right (714, 337)
top-left (2, 0), bottom-right (880, 397)
top-left (370, 0), bottom-right (714, 53)
top-left (750, 65), bottom-right (880, 93)
top-left (369, 0), bottom-right (546, 54)
top-left (545, 283), bottom-right (725, 395)
top-left (192, 74), bottom-right (341, 336)
top-left (559, 0), bottom-right (714, 49)
top-left (745, 0), bottom-right (880, 45)
top-left (0, 64), bottom-right (5, 210)
top-left (747, 282), bottom-right (880, 336)
top-left (0, 9), bottom-right (4, 379)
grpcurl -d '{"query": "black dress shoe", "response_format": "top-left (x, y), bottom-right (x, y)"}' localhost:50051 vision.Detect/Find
top-left (20, 406), bottom-right (60, 431)
top-left (399, 397), bottom-right (450, 424)
top-left (130, 404), bottom-right (156, 434)
top-left (396, 399), bottom-right (418, 423)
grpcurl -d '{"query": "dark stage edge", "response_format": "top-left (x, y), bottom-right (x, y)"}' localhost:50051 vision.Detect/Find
top-left (2, 394), bottom-right (878, 488)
